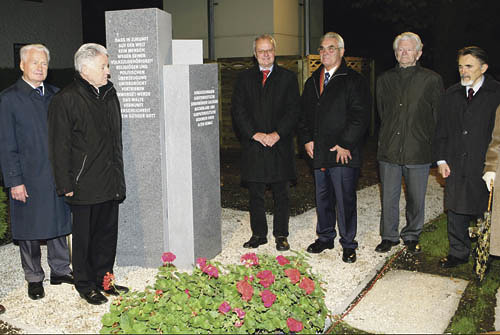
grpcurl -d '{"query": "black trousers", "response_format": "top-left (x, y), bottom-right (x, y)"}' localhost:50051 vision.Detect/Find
top-left (247, 181), bottom-right (289, 238)
top-left (447, 210), bottom-right (477, 260)
top-left (70, 200), bottom-right (119, 294)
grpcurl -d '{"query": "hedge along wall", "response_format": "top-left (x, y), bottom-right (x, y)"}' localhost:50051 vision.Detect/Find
top-left (0, 186), bottom-right (7, 239)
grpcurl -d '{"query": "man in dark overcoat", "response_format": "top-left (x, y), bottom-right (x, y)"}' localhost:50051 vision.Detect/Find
top-left (299, 32), bottom-right (371, 263)
top-left (0, 44), bottom-right (72, 300)
top-left (231, 34), bottom-right (300, 251)
top-left (435, 46), bottom-right (500, 268)
top-left (48, 43), bottom-right (127, 305)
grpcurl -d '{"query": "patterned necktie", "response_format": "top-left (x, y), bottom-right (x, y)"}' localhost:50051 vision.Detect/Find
top-left (467, 88), bottom-right (474, 102)
top-left (35, 86), bottom-right (44, 96)
top-left (324, 72), bottom-right (330, 89)
top-left (261, 70), bottom-right (270, 87)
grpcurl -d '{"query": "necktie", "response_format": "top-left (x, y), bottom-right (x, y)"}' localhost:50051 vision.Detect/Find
top-left (324, 72), bottom-right (330, 89)
top-left (261, 70), bottom-right (270, 87)
top-left (467, 88), bottom-right (474, 102)
top-left (35, 86), bottom-right (44, 96)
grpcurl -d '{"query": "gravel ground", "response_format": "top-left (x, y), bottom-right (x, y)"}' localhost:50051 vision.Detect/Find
top-left (0, 173), bottom-right (444, 333)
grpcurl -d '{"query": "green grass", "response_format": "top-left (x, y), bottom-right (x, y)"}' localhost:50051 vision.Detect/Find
top-left (327, 213), bottom-right (500, 334)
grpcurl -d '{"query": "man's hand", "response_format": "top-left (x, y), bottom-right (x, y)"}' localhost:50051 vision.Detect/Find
top-left (483, 171), bottom-right (496, 192)
top-left (263, 132), bottom-right (280, 147)
top-left (252, 132), bottom-right (268, 146)
top-left (65, 192), bottom-right (74, 197)
top-left (305, 141), bottom-right (314, 159)
top-left (438, 163), bottom-right (451, 178)
top-left (11, 184), bottom-right (28, 203)
top-left (330, 145), bottom-right (352, 164)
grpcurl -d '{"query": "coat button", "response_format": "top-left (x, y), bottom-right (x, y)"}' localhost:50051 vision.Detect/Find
top-left (462, 130), bottom-right (468, 135)
top-left (396, 131), bottom-right (400, 135)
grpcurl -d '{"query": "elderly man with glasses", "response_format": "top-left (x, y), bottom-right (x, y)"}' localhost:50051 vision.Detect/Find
top-left (298, 32), bottom-right (371, 263)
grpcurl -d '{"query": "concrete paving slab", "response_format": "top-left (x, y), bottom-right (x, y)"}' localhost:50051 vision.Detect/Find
top-left (344, 270), bottom-right (468, 334)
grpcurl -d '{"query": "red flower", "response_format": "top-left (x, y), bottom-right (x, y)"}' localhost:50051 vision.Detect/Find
top-left (184, 289), bottom-right (191, 298)
top-left (234, 320), bottom-right (244, 328)
top-left (202, 264), bottom-right (219, 278)
top-left (287, 317), bottom-right (303, 332)
top-left (236, 280), bottom-right (254, 302)
top-left (276, 255), bottom-right (290, 266)
top-left (284, 268), bottom-right (301, 284)
top-left (196, 257), bottom-right (207, 269)
top-left (256, 270), bottom-right (275, 288)
top-left (244, 275), bottom-right (254, 282)
top-left (161, 252), bottom-right (176, 264)
top-left (260, 290), bottom-right (277, 308)
top-left (233, 307), bottom-right (246, 319)
top-left (299, 277), bottom-right (315, 295)
top-left (155, 289), bottom-right (163, 296)
top-left (218, 301), bottom-right (231, 314)
top-left (240, 253), bottom-right (259, 267)
top-left (102, 272), bottom-right (115, 291)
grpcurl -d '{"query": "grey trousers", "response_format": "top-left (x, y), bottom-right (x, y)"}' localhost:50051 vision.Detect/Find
top-left (379, 161), bottom-right (430, 242)
top-left (19, 235), bottom-right (71, 283)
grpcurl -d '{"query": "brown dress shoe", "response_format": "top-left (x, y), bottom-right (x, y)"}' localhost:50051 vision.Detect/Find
top-left (275, 237), bottom-right (290, 251)
top-left (0, 304), bottom-right (5, 314)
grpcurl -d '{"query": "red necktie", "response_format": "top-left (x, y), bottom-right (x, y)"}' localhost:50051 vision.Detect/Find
top-left (262, 70), bottom-right (270, 87)
top-left (467, 88), bottom-right (474, 102)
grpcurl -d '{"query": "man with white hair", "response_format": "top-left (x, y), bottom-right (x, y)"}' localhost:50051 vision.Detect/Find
top-left (0, 44), bottom-right (72, 300)
top-left (375, 32), bottom-right (444, 254)
top-left (48, 43), bottom-right (127, 305)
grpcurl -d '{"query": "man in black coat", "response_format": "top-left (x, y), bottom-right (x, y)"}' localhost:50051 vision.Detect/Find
top-left (375, 32), bottom-right (444, 254)
top-left (435, 46), bottom-right (500, 268)
top-left (299, 32), bottom-right (371, 263)
top-left (48, 43), bottom-right (127, 304)
top-left (0, 44), bottom-right (72, 301)
top-left (231, 34), bottom-right (300, 251)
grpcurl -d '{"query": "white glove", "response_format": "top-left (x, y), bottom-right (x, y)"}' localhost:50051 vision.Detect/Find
top-left (482, 171), bottom-right (496, 192)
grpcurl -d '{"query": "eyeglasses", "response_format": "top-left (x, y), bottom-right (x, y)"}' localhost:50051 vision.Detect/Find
top-left (256, 49), bottom-right (275, 55)
top-left (318, 45), bottom-right (340, 54)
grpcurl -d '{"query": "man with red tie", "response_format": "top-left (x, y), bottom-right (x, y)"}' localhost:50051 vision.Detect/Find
top-left (231, 34), bottom-right (300, 251)
top-left (435, 46), bottom-right (500, 268)
top-left (299, 32), bottom-right (371, 263)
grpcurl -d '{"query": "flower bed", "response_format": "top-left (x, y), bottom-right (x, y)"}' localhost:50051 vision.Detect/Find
top-left (101, 252), bottom-right (329, 334)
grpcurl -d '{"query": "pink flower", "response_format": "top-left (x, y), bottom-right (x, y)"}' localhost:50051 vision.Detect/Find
top-left (240, 253), bottom-right (259, 267)
top-left (233, 307), bottom-right (246, 319)
top-left (276, 255), bottom-right (290, 266)
top-left (218, 301), bottom-right (231, 314)
top-left (287, 317), bottom-right (303, 332)
top-left (196, 257), bottom-right (207, 269)
top-left (102, 272), bottom-right (115, 291)
top-left (234, 320), bottom-right (244, 328)
top-left (260, 290), bottom-right (277, 308)
top-left (184, 289), bottom-right (191, 298)
top-left (236, 280), bottom-right (254, 302)
top-left (155, 289), bottom-right (163, 296)
top-left (202, 264), bottom-right (219, 278)
top-left (256, 270), bottom-right (275, 288)
top-left (299, 277), bottom-right (315, 295)
top-left (161, 252), bottom-right (176, 264)
top-left (284, 268), bottom-right (301, 284)
top-left (244, 275), bottom-right (254, 282)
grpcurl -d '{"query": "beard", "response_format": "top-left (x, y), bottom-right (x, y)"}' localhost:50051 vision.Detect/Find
top-left (460, 77), bottom-right (473, 86)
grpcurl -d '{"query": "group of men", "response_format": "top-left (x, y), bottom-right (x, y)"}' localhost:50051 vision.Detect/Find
top-left (0, 43), bottom-right (127, 305)
top-left (232, 31), bottom-right (500, 268)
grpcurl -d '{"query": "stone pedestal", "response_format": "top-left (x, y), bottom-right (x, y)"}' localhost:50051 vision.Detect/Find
top-left (105, 8), bottom-right (221, 268)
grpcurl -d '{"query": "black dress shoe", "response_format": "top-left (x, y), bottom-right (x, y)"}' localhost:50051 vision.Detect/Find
top-left (375, 239), bottom-right (400, 253)
top-left (101, 284), bottom-right (129, 296)
top-left (28, 281), bottom-right (44, 300)
top-left (50, 272), bottom-right (74, 285)
top-left (342, 248), bottom-right (357, 263)
top-left (440, 255), bottom-right (468, 268)
top-left (243, 236), bottom-right (268, 248)
top-left (306, 239), bottom-right (334, 254)
top-left (275, 237), bottom-right (290, 251)
top-left (404, 240), bottom-right (422, 254)
top-left (0, 304), bottom-right (5, 314)
top-left (80, 289), bottom-right (108, 305)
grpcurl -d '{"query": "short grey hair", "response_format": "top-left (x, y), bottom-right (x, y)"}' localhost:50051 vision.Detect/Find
top-left (393, 32), bottom-right (423, 52)
top-left (74, 43), bottom-right (108, 72)
top-left (20, 44), bottom-right (50, 63)
top-left (253, 34), bottom-right (276, 55)
top-left (320, 32), bottom-right (345, 49)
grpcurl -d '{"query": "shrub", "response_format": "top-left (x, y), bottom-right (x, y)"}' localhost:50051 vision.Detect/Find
top-left (0, 186), bottom-right (7, 240)
top-left (101, 252), bottom-right (329, 334)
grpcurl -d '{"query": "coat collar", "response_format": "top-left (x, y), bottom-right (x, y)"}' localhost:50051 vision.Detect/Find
top-left (448, 74), bottom-right (498, 95)
top-left (312, 58), bottom-right (349, 80)
top-left (14, 78), bottom-right (57, 98)
top-left (74, 72), bottom-right (115, 100)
